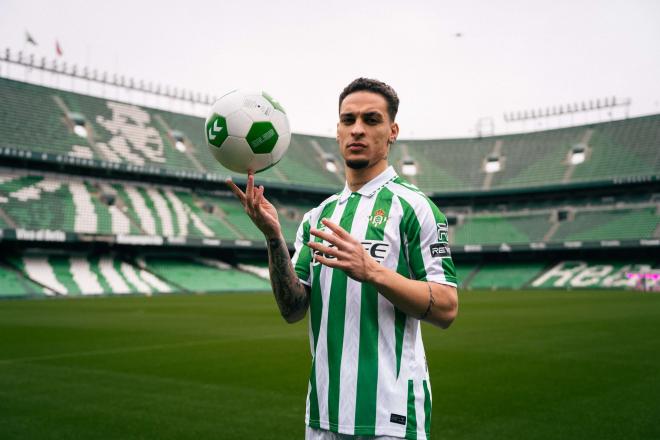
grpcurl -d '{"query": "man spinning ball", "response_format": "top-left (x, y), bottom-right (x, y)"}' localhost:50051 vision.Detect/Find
top-left (228, 78), bottom-right (458, 440)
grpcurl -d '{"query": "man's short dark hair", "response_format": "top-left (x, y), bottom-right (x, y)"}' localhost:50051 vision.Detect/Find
top-left (339, 78), bottom-right (399, 121)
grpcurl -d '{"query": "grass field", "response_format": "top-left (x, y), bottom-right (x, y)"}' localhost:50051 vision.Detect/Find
top-left (1, 290), bottom-right (659, 439)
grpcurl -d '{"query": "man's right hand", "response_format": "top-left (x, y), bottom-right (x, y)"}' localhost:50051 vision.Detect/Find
top-left (226, 173), bottom-right (281, 239)
top-left (227, 173), bottom-right (310, 323)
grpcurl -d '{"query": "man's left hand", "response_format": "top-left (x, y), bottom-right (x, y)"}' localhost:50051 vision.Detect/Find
top-left (308, 218), bottom-right (378, 282)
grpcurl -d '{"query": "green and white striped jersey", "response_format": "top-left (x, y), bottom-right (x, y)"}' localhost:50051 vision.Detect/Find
top-left (291, 166), bottom-right (457, 439)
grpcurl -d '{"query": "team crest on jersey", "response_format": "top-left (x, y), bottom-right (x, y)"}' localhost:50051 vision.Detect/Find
top-left (369, 209), bottom-right (388, 227)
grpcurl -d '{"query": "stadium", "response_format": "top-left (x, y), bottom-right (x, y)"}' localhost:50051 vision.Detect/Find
top-left (1, 4), bottom-right (660, 438)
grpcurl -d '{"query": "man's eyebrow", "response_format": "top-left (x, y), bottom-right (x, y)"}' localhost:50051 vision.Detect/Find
top-left (339, 111), bottom-right (383, 118)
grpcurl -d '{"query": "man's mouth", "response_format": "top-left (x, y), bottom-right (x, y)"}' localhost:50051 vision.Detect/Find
top-left (347, 143), bottom-right (367, 152)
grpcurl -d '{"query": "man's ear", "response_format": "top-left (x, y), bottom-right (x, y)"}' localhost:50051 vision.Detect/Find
top-left (389, 122), bottom-right (400, 144)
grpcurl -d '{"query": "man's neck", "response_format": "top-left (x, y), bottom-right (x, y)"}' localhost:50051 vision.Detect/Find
top-left (346, 160), bottom-right (388, 192)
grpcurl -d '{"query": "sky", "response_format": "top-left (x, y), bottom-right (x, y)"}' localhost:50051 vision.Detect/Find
top-left (1, 0), bottom-right (659, 139)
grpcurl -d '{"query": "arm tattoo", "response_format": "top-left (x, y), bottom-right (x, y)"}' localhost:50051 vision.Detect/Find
top-left (420, 282), bottom-right (435, 320)
top-left (268, 237), bottom-right (310, 322)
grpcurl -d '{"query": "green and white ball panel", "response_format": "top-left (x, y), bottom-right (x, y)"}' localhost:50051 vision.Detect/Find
top-left (208, 136), bottom-right (251, 174)
top-left (209, 90), bottom-right (244, 117)
top-left (262, 91), bottom-right (286, 114)
top-left (270, 110), bottom-right (290, 137)
top-left (225, 110), bottom-right (253, 138)
top-left (239, 92), bottom-right (275, 122)
top-left (205, 114), bottom-right (229, 148)
top-left (250, 149), bottom-right (278, 171)
top-left (271, 132), bottom-right (291, 163)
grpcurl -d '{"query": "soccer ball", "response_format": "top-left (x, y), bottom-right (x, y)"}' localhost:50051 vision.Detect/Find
top-left (205, 89), bottom-right (291, 174)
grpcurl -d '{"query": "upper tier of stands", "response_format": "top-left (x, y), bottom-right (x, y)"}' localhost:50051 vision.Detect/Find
top-left (1, 77), bottom-right (658, 194)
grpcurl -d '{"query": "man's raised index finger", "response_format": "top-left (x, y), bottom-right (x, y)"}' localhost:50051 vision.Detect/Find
top-left (225, 178), bottom-right (246, 203)
top-left (246, 172), bottom-right (255, 201)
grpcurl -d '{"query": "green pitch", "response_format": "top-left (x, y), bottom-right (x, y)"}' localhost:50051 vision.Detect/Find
top-left (1, 290), bottom-right (659, 439)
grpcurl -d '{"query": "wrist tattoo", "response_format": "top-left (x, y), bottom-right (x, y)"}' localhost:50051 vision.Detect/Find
top-left (420, 282), bottom-right (435, 320)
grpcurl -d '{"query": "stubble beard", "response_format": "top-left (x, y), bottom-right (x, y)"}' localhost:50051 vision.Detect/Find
top-left (345, 159), bottom-right (370, 169)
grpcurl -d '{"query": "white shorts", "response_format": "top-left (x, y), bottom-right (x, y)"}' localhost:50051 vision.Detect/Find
top-left (305, 426), bottom-right (403, 440)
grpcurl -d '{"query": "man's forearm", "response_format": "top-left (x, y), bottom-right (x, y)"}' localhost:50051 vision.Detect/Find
top-left (367, 264), bottom-right (458, 328)
top-left (267, 236), bottom-right (310, 323)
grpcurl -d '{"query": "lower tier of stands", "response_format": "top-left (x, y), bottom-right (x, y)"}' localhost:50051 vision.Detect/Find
top-left (0, 253), bottom-right (270, 298)
top-left (460, 260), bottom-right (658, 290)
top-left (2, 252), bottom-right (657, 299)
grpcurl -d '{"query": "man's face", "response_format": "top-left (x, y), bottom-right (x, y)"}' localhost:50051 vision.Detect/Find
top-left (337, 91), bottom-right (399, 170)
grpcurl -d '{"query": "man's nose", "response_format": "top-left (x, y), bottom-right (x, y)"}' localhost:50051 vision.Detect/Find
top-left (351, 119), bottom-right (365, 137)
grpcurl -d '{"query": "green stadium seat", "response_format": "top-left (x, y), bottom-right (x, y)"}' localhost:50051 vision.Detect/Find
top-left (468, 262), bottom-right (547, 289)
top-left (145, 257), bottom-right (270, 292)
top-left (4, 253), bottom-right (173, 296)
top-left (552, 208), bottom-right (658, 242)
top-left (0, 261), bottom-right (47, 297)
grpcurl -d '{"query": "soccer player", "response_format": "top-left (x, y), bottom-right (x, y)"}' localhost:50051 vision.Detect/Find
top-left (227, 78), bottom-right (458, 439)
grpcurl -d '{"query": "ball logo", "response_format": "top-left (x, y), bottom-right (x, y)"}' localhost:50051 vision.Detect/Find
top-left (205, 114), bottom-right (228, 148)
top-left (246, 121), bottom-right (279, 154)
top-left (243, 97), bottom-right (273, 117)
top-left (249, 127), bottom-right (276, 149)
top-left (208, 119), bottom-right (223, 141)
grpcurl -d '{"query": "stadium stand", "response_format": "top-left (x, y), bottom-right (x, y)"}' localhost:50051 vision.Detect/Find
top-left (2, 167), bottom-right (657, 248)
top-left (571, 116), bottom-right (660, 182)
top-left (2, 77), bottom-right (659, 194)
top-left (453, 260), bottom-right (659, 290)
top-left (143, 256), bottom-right (270, 292)
top-left (468, 262), bottom-right (547, 290)
top-left (530, 260), bottom-right (659, 289)
top-left (206, 195), bottom-right (264, 240)
top-left (0, 261), bottom-right (47, 297)
top-left (1, 75), bottom-right (659, 296)
top-left (551, 208), bottom-right (658, 242)
top-left (449, 195), bottom-right (659, 246)
top-left (454, 262), bottom-right (480, 289)
top-left (452, 214), bottom-right (550, 245)
top-left (4, 253), bottom-right (174, 296)
top-left (0, 251), bottom-right (268, 296)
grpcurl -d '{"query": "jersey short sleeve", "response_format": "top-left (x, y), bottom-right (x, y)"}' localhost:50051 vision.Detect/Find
top-left (291, 212), bottom-right (313, 286)
top-left (401, 196), bottom-right (458, 287)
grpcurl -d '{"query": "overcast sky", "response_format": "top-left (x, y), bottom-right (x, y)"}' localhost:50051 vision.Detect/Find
top-left (1, 0), bottom-right (659, 139)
